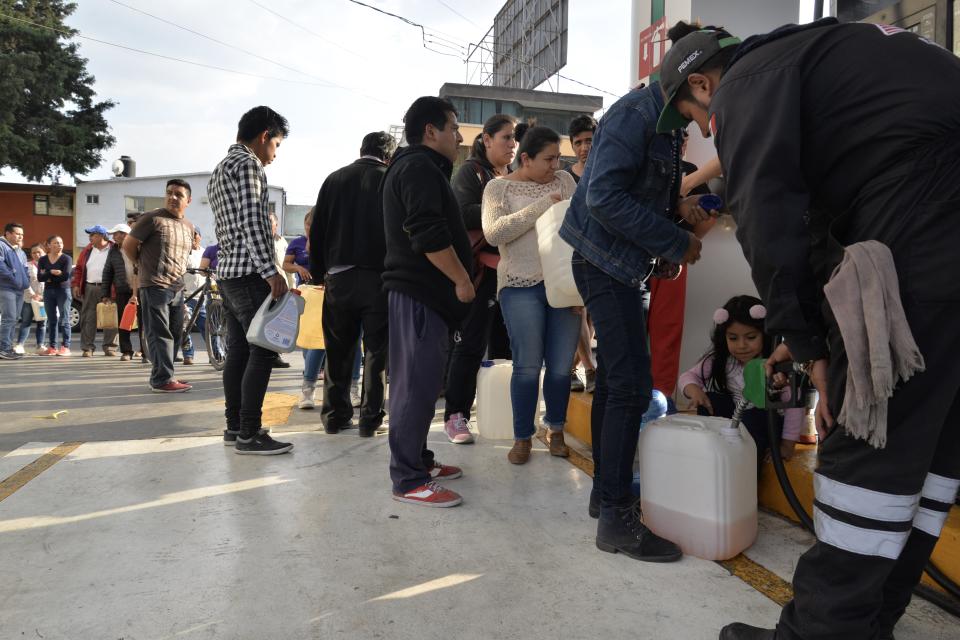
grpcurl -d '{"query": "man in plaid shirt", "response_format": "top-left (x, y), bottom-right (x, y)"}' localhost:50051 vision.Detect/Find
top-left (208, 106), bottom-right (293, 456)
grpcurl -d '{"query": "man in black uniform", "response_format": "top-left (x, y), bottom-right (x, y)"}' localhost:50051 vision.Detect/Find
top-left (657, 19), bottom-right (960, 640)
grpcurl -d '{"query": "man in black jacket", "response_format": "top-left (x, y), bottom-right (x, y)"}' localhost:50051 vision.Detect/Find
top-left (310, 131), bottom-right (395, 437)
top-left (658, 20), bottom-right (960, 640)
top-left (101, 223), bottom-right (138, 361)
top-left (382, 96), bottom-right (475, 508)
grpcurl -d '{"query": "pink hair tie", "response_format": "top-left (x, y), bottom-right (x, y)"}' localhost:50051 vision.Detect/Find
top-left (749, 304), bottom-right (767, 320)
top-left (713, 308), bottom-right (729, 324)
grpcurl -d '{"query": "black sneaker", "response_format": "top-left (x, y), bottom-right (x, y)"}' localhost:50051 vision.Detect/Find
top-left (0, 350), bottom-right (23, 360)
top-left (359, 424), bottom-right (387, 438)
top-left (718, 623), bottom-right (776, 639)
top-left (223, 429), bottom-right (240, 446)
top-left (235, 430), bottom-right (294, 455)
top-left (271, 356), bottom-right (291, 369)
top-left (596, 501), bottom-right (682, 562)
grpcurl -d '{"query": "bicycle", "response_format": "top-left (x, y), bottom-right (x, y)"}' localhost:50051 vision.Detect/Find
top-left (181, 267), bottom-right (228, 371)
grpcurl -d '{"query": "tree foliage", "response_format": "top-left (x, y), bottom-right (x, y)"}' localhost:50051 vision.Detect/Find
top-left (0, 0), bottom-right (115, 181)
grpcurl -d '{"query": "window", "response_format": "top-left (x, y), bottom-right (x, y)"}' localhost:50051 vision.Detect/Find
top-left (124, 195), bottom-right (164, 214)
top-left (34, 195), bottom-right (49, 215)
top-left (86, 194), bottom-right (99, 205)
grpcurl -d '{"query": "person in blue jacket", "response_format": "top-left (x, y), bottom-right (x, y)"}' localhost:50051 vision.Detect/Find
top-left (0, 222), bottom-right (30, 360)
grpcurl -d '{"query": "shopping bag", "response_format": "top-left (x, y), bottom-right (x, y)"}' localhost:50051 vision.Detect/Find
top-left (96, 301), bottom-right (118, 330)
top-left (295, 285), bottom-right (325, 350)
top-left (30, 299), bottom-right (47, 321)
top-left (245, 291), bottom-right (305, 353)
top-left (535, 200), bottom-right (583, 308)
top-left (119, 300), bottom-right (138, 331)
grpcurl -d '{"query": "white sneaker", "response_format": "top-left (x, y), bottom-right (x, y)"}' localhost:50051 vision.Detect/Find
top-left (298, 380), bottom-right (316, 410)
top-left (12, 344), bottom-right (25, 355)
top-left (351, 382), bottom-right (362, 408)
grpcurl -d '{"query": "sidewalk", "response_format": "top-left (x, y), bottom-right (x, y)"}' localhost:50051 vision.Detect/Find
top-left (0, 355), bottom-right (957, 639)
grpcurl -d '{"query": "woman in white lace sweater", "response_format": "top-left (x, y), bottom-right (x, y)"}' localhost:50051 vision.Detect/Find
top-left (482, 126), bottom-right (580, 465)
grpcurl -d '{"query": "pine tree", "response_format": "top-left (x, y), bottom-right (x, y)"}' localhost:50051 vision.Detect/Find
top-left (0, 0), bottom-right (115, 181)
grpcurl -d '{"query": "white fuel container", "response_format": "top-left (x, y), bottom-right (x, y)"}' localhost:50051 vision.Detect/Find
top-left (637, 415), bottom-right (758, 560)
top-left (475, 360), bottom-right (543, 440)
top-left (245, 291), bottom-right (305, 354)
top-left (535, 200), bottom-right (582, 309)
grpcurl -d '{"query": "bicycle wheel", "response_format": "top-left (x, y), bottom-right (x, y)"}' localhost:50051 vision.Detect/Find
top-left (205, 298), bottom-right (228, 371)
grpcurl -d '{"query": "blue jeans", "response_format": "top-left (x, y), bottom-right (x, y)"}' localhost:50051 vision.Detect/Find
top-left (0, 288), bottom-right (23, 352)
top-left (43, 287), bottom-right (71, 348)
top-left (498, 283), bottom-right (581, 439)
top-left (572, 254), bottom-right (653, 509)
top-left (303, 348), bottom-right (326, 382)
top-left (18, 301), bottom-right (46, 348)
top-left (141, 286), bottom-right (184, 388)
top-left (182, 298), bottom-right (207, 358)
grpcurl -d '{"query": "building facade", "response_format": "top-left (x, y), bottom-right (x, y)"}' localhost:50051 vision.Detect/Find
top-left (0, 183), bottom-right (76, 252)
top-left (438, 82), bottom-right (603, 164)
top-left (75, 173), bottom-right (286, 254)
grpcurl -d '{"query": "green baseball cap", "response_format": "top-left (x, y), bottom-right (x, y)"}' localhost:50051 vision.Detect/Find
top-left (656, 30), bottom-right (741, 134)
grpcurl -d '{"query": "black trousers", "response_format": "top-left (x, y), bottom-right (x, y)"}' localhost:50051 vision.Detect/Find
top-left (219, 274), bottom-right (275, 438)
top-left (777, 143), bottom-right (960, 639)
top-left (116, 290), bottom-right (134, 356)
top-left (443, 267), bottom-right (511, 421)
top-left (320, 269), bottom-right (388, 430)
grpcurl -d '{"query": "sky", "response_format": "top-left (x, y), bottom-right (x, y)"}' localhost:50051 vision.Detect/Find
top-left (2, 0), bottom-right (634, 205)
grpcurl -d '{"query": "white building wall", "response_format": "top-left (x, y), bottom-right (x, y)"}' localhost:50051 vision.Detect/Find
top-left (75, 174), bottom-right (285, 254)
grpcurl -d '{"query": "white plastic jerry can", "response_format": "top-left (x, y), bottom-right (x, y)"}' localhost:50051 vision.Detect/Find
top-left (475, 360), bottom-right (544, 440)
top-left (245, 291), bottom-right (306, 354)
top-left (637, 415), bottom-right (758, 561)
top-left (535, 200), bottom-right (583, 309)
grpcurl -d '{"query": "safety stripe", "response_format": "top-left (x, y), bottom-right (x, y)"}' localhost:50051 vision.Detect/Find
top-left (921, 473), bottom-right (960, 505)
top-left (913, 507), bottom-right (950, 537)
top-left (814, 473), bottom-right (918, 523)
top-left (814, 506), bottom-right (910, 559)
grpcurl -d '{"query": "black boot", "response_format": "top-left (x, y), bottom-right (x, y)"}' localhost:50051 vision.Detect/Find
top-left (589, 487), bottom-right (600, 519)
top-left (595, 501), bottom-right (682, 562)
top-left (718, 623), bottom-right (776, 639)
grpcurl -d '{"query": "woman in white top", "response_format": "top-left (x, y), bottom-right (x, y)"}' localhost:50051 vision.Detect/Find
top-left (482, 126), bottom-right (580, 465)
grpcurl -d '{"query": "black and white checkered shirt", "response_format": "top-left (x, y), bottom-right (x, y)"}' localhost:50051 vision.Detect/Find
top-left (207, 144), bottom-right (278, 280)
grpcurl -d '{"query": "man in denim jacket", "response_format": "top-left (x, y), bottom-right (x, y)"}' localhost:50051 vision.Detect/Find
top-left (0, 222), bottom-right (29, 360)
top-left (559, 82), bottom-right (706, 563)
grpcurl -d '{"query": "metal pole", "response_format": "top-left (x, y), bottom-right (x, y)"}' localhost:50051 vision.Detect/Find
top-left (814, 0), bottom-right (824, 19)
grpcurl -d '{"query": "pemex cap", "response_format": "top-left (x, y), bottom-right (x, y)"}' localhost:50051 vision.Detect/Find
top-left (656, 29), bottom-right (741, 134)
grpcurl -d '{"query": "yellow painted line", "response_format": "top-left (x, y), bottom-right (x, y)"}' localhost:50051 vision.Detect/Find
top-left (718, 554), bottom-right (794, 606)
top-left (0, 442), bottom-right (83, 503)
top-left (548, 428), bottom-right (795, 606)
top-left (261, 392), bottom-right (298, 427)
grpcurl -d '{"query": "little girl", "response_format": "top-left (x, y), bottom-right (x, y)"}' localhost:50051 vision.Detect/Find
top-left (678, 295), bottom-right (802, 463)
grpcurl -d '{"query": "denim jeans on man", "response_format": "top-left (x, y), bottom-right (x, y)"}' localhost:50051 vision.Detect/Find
top-left (498, 282), bottom-right (581, 439)
top-left (18, 301), bottom-right (46, 348)
top-left (0, 288), bottom-right (23, 352)
top-left (572, 254), bottom-right (653, 509)
top-left (140, 285), bottom-right (184, 388)
top-left (388, 291), bottom-right (444, 494)
top-left (219, 274), bottom-right (276, 438)
top-left (43, 288), bottom-right (71, 348)
top-left (182, 297), bottom-right (206, 358)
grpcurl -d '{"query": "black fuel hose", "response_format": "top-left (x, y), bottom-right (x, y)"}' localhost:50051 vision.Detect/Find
top-left (765, 409), bottom-right (960, 618)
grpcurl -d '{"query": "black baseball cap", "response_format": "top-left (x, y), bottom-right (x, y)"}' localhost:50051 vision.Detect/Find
top-left (656, 29), bottom-right (741, 134)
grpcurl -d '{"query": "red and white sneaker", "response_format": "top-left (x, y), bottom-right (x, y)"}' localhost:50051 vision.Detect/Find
top-left (392, 481), bottom-right (462, 507)
top-left (56, 346), bottom-right (71, 356)
top-left (443, 412), bottom-right (475, 444)
top-left (40, 346), bottom-right (57, 356)
top-left (428, 460), bottom-right (463, 480)
top-left (152, 381), bottom-right (192, 393)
